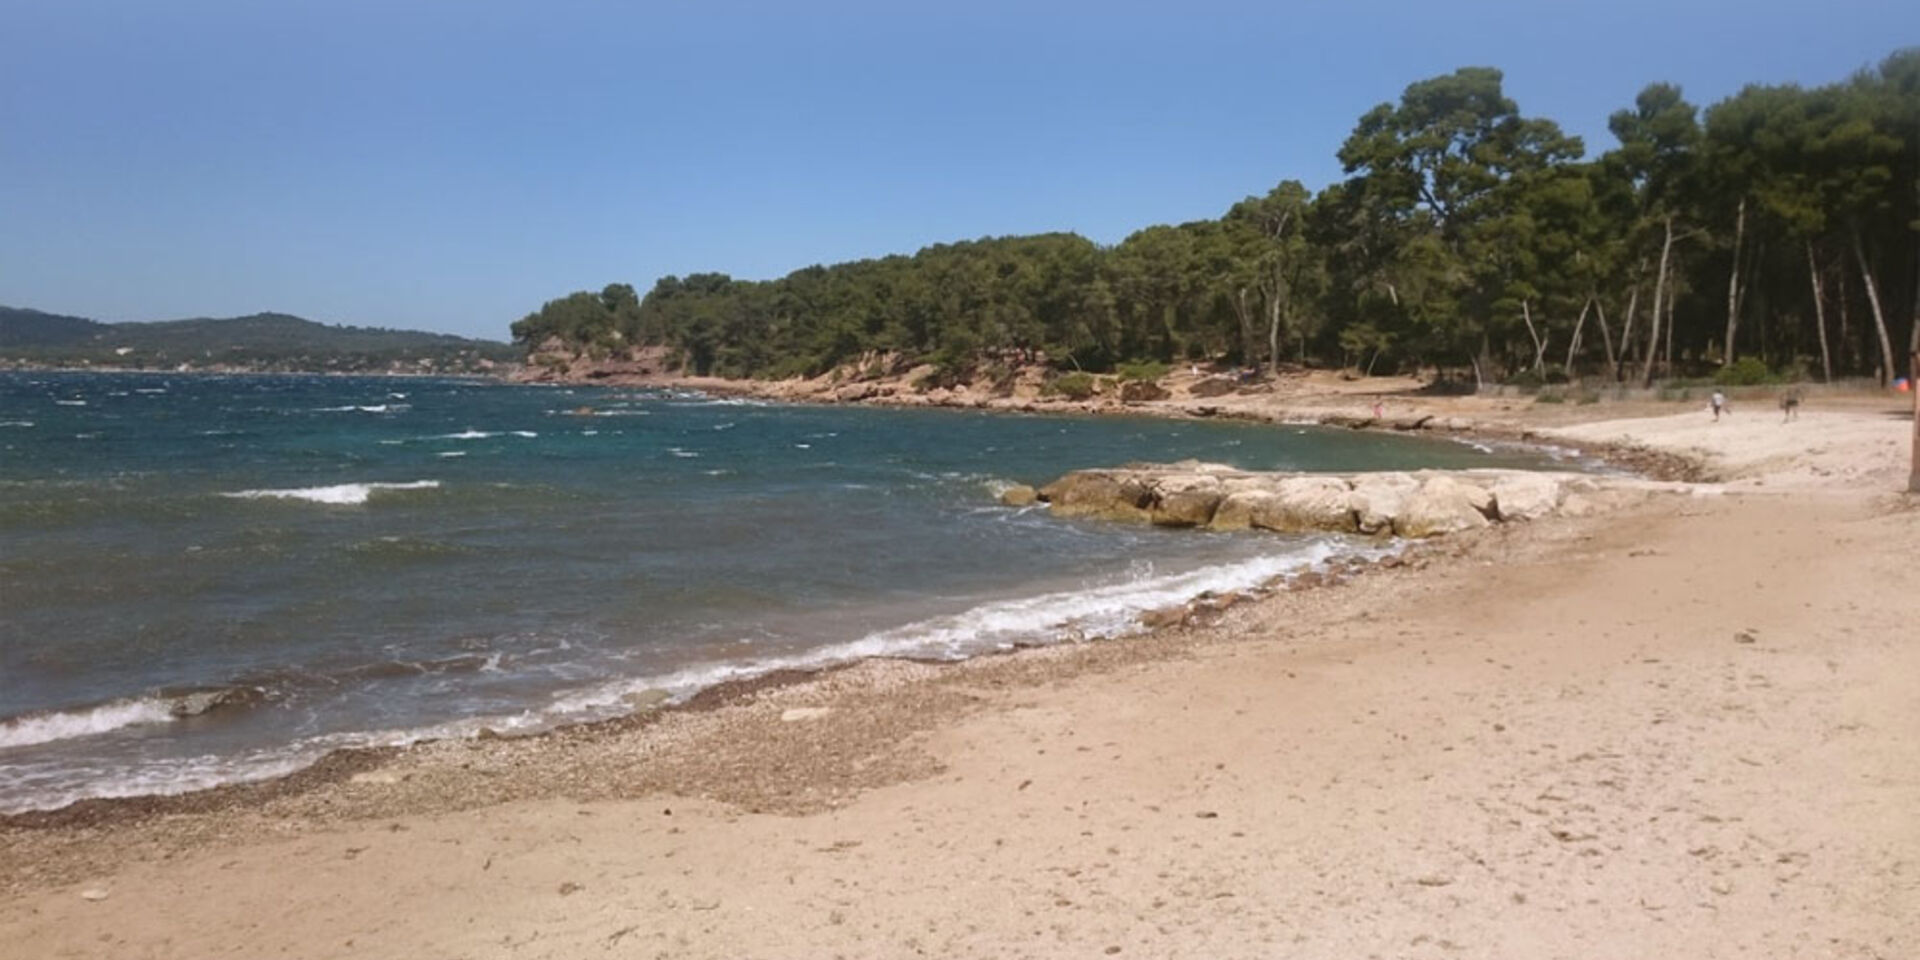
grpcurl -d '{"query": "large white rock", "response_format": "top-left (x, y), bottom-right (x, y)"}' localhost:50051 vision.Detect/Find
top-left (1489, 472), bottom-right (1564, 521)
top-left (1210, 489), bottom-right (1278, 530)
top-left (1349, 473), bottom-right (1420, 534)
top-left (1257, 476), bottom-right (1359, 532)
top-left (1396, 475), bottom-right (1495, 537)
top-left (1149, 474), bottom-right (1226, 527)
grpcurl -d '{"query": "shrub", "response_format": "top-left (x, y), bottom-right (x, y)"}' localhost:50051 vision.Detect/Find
top-left (1043, 371), bottom-right (1099, 400)
top-left (1714, 356), bottom-right (1775, 386)
top-left (1534, 389), bottom-right (1566, 404)
top-left (1116, 361), bottom-right (1171, 383)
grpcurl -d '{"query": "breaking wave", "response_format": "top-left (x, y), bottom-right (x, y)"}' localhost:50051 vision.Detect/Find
top-left (0, 687), bottom-right (266, 750)
top-left (221, 480), bottom-right (440, 505)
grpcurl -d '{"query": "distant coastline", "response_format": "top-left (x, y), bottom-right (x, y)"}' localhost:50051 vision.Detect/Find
top-left (0, 305), bottom-right (517, 376)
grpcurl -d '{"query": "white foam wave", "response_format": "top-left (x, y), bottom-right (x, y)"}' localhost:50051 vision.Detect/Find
top-left (0, 699), bottom-right (176, 749)
top-left (0, 540), bottom-right (1383, 814)
top-left (510, 430), bottom-right (538, 438)
top-left (543, 540), bottom-right (1371, 720)
top-left (0, 420), bottom-right (33, 428)
top-left (53, 399), bottom-right (86, 406)
top-left (436, 429), bottom-right (495, 440)
top-left (437, 451), bottom-right (466, 458)
top-left (825, 544), bottom-right (1350, 658)
top-left (316, 404), bottom-right (394, 413)
top-left (221, 480), bottom-right (440, 505)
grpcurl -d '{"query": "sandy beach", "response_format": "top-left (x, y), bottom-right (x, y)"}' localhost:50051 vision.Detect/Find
top-left (3, 390), bottom-right (1916, 959)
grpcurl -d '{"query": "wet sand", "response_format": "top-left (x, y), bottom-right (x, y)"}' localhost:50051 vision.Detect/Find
top-left (2, 402), bottom-right (1916, 958)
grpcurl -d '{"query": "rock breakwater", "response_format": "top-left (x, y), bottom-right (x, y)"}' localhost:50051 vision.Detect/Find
top-left (1031, 462), bottom-right (1676, 537)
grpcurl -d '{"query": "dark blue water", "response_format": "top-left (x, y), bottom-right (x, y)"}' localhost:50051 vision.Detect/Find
top-left (0, 371), bottom-right (1569, 812)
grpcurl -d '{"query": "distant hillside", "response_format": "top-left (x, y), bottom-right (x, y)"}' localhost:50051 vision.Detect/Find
top-left (0, 307), bottom-right (519, 374)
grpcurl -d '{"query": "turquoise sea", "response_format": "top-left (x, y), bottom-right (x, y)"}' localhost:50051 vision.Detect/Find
top-left (0, 371), bottom-right (1574, 813)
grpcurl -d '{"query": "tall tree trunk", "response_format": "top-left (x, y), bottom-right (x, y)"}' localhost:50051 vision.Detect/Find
top-left (1564, 297), bottom-right (1593, 376)
top-left (1852, 226), bottom-right (1897, 386)
top-left (1658, 282), bottom-right (1674, 380)
top-left (1230, 288), bottom-right (1256, 368)
top-left (1642, 217), bottom-right (1675, 387)
top-left (1617, 282), bottom-right (1641, 382)
top-left (1723, 197), bottom-right (1746, 366)
top-left (1839, 273), bottom-right (1853, 373)
top-left (1911, 346), bottom-right (1920, 493)
top-left (1521, 299), bottom-right (1549, 375)
top-left (1808, 239), bottom-right (1832, 383)
top-left (1593, 296), bottom-right (1617, 374)
top-left (1265, 271), bottom-right (1284, 375)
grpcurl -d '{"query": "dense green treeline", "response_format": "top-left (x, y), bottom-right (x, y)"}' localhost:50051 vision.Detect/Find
top-left (515, 51), bottom-right (1920, 386)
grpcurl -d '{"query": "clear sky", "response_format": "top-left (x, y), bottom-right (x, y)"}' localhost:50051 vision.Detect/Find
top-left (2, 1), bottom-right (1912, 340)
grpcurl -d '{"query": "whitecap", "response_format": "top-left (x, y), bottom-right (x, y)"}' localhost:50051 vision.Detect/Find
top-left (53, 399), bottom-right (86, 406)
top-left (221, 480), bottom-right (441, 506)
top-left (539, 539), bottom-right (1381, 722)
top-left (435, 430), bottom-right (495, 440)
top-left (0, 699), bottom-right (175, 749)
top-left (0, 420), bottom-right (33, 428)
top-left (510, 431), bottom-right (538, 439)
top-left (437, 451), bottom-right (467, 458)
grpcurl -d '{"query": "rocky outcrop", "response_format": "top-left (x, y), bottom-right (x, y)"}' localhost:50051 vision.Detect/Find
top-left (1035, 463), bottom-right (1668, 538)
top-left (1396, 474), bottom-right (1495, 537)
top-left (997, 483), bottom-right (1039, 507)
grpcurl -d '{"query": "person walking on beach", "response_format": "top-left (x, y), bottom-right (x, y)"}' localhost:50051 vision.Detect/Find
top-left (1710, 390), bottom-right (1728, 421)
top-left (1780, 387), bottom-right (1802, 422)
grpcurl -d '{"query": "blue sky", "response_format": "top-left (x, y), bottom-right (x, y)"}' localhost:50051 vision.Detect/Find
top-left (2, 1), bottom-right (1911, 339)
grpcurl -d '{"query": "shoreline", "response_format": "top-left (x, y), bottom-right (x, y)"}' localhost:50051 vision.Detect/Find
top-left (0, 374), bottom-right (1896, 827)
top-left (0, 369), bottom-right (1621, 823)
top-left (0, 526), bottom-right (1414, 831)
top-left (5, 478), bottom-right (1913, 956)
top-left (0, 515), bottom-right (1532, 879)
top-left (3, 379), bottom-right (1914, 956)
